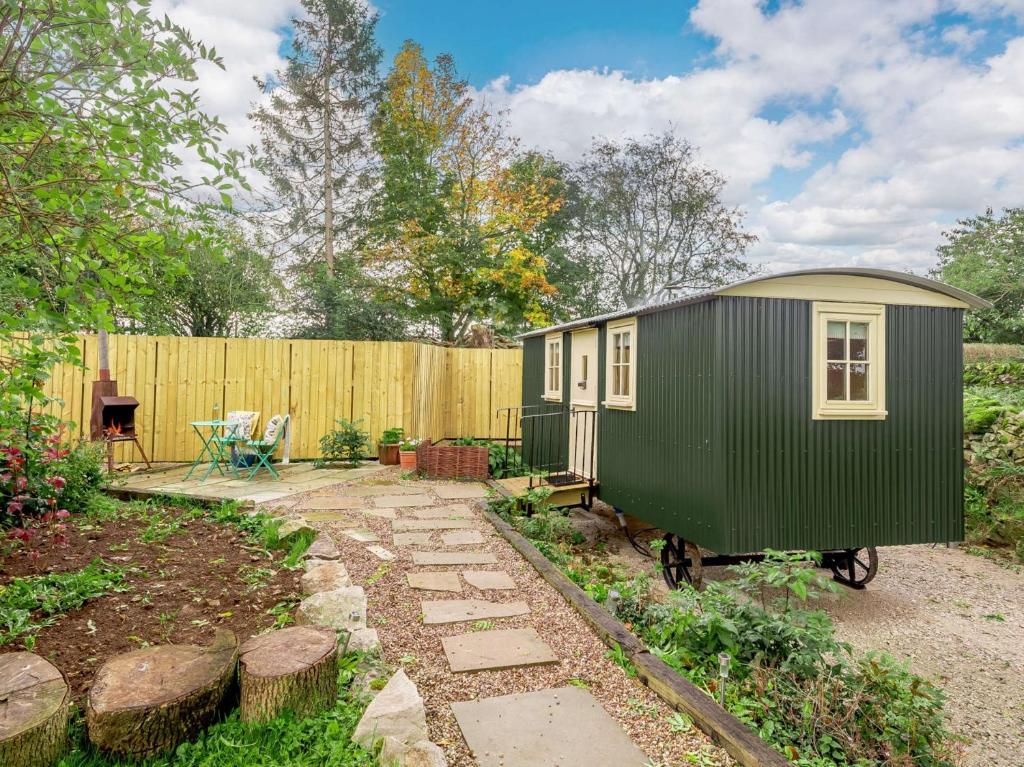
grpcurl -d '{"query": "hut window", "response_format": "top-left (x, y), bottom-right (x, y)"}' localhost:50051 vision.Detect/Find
top-left (605, 317), bottom-right (637, 410)
top-left (544, 333), bottom-right (562, 400)
top-left (812, 303), bottom-right (886, 420)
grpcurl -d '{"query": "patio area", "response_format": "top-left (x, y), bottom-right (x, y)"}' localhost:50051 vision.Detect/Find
top-left (112, 461), bottom-right (391, 505)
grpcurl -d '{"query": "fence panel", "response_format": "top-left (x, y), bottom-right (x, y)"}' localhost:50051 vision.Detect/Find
top-left (20, 335), bottom-right (522, 462)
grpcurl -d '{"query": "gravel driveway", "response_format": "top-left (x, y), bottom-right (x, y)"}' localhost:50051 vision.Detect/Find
top-left (575, 503), bottom-right (1024, 767)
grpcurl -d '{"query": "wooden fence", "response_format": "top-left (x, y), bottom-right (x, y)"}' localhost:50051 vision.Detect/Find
top-left (29, 335), bottom-right (522, 463)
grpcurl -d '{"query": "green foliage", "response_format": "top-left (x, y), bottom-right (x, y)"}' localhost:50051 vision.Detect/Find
top-left (381, 427), bottom-right (404, 444)
top-left (58, 664), bottom-right (376, 766)
top-left (933, 207), bottom-right (1024, 343)
top-left (450, 437), bottom-right (529, 478)
top-left (317, 419), bottom-right (370, 467)
top-left (963, 393), bottom-right (1008, 434)
top-left (53, 443), bottom-right (107, 513)
top-left (963, 361), bottom-right (1024, 386)
top-left (288, 263), bottom-right (407, 341)
top-left (0, 559), bottom-right (128, 648)
top-left (398, 438), bottom-right (420, 452)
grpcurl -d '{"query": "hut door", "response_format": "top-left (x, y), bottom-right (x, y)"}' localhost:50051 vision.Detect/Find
top-left (569, 329), bottom-right (598, 480)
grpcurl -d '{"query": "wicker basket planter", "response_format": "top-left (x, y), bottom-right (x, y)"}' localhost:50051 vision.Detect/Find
top-left (415, 439), bottom-right (489, 481)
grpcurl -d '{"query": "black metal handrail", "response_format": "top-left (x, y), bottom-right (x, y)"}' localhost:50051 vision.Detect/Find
top-left (496, 405), bottom-right (597, 487)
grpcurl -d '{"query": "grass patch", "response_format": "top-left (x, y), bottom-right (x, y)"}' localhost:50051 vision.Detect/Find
top-left (0, 559), bottom-right (129, 649)
top-left (58, 653), bottom-right (377, 767)
top-left (963, 343), bottom-right (1024, 363)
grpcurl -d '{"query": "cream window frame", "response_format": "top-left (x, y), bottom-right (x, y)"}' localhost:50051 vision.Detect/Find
top-left (543, 332), bottom-right (563, 401)
top-left (603, 317), bottom-right (637, 410)
top-left (811, 302), bottom-right (887, 420)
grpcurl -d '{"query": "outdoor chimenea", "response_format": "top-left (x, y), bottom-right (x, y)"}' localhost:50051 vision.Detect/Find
top-left (89, 330), bottom-right (151, 471)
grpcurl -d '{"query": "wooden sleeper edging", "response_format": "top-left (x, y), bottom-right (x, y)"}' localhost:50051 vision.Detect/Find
top-left (479, 499), bottom-right (790, 767)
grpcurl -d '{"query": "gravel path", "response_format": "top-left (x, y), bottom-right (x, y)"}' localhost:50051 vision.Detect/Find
top-left (266, 472), bottom-right (731, 767)
top-left (575, 502), bottom-right (1024, 767)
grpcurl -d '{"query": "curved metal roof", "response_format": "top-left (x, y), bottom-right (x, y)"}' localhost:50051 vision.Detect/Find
top-left (519, 267), bottom-right (991, 339)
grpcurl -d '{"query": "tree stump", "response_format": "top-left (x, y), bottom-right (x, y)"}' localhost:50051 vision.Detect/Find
top-left (86, 629), bottom-right (238, 758)
top-left (238, 625), bottom-right (338, 723)
top-left (0, 652), bottom-right (70, 767)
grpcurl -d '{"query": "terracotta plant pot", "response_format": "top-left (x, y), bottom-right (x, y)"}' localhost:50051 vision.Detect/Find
top-left (399, 450), bottom-right (417, 471)
top-left (378, 443), bottom-right (400, 465)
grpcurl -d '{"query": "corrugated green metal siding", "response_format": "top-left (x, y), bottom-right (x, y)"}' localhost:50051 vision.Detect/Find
top-left (520, 334), bottom-right (569, 471)
top-left (597, 302), bottom-right (726, 546)
top-left (718, 297), bottom-right (964, 552)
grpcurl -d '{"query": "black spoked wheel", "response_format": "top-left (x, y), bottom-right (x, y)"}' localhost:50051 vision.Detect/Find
top-left (829, 547), bottom-right (878, 589)
top-left (660, 534), bottom-right (704, 590)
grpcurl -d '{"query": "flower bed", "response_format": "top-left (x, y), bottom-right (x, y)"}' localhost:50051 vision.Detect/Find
top-left (414, 439), bottom-right (489, 480)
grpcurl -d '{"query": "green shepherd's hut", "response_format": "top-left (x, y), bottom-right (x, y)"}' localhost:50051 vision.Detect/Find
top-left (504, 268), bottom-right (990, 588)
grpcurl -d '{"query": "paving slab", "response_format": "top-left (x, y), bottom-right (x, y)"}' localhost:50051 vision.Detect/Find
top-left (442, 628), bottom-right (558, 673)
top-left (407, 571), bottom-right (463, 592)
top-left (451, 686), bottom-right (647, 767)
top-left (412, 551), bottom-right (498, 566)
top-left (392, 519), bottom-right (476, 531)
top-left (366, 545), bottom-right (395, 561)
top-left (331, 484), bottom-right (429, 497)
top-left (393, 532), bottom-right (433, 547)
top-left (441, 530), bottom-right (485, 546)
top-left (299, 511), bottom-right (361, 524)
top-left (462, 570), bottom-right (516, 590)
top-left (360, 507), bottom-right (398, 520)
top-left (411, 504), bottom-right (473, 519)
top-left (433, 484), bottom-right (488, 500)
top-left (296, 496), bottom-right (363, 511)
top-left (421, 599), bottom-right (530, 624)
top-left (373, 494), bottom-right (434, 508)
top-left (344, 529), bottom-right (380, 543)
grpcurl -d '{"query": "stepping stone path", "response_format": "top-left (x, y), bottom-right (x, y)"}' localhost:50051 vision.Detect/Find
top-left (0, 652), bottom-right (71, 767)
top-left (393, 531), bottom-right (433, 547)
top-left (373, 494), bottom-right (433, 508)
top-left (421, 599), bottom-right (530, 624)
top-left (443, 628), bottom-right (557, 673)
top-left (408, 571), bottom-right (463, 592)
top-left (463, 570), bottom-right (515, 590)
top-left (343, 529), bottom-right (379, 543)
top-left (296, 496), bottom-right (363, 510)
top-left (451, 687), bottom-right (649, 767)
top-left (412, 551), bottom-right (497, 566)
top-left (288, 478), bottom-right (650, 765)
top-left (441, 529), bottom-right (484, 545)
top-left (434, 484), bottom-right (488, 499)
top-left (300, 511), bottom-right (359, 524)
top-left (392, 518), bottom-right (475, 531)
top-left (366, 545), bottom-right (395, 561)
top-left (87, 630), bottom-right (238, 758)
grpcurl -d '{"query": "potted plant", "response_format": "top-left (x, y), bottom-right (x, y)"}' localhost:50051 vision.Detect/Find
top-left (398, 438), bottom-right (420, 471)
top-left (378, 427), bottom-right (404, 465)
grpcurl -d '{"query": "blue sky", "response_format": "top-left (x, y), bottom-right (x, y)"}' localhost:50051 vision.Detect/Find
top-left (166, 0), bottom-right (1024, 273)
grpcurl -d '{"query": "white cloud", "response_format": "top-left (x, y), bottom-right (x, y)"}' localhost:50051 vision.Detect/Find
top-left (485, 0), bottom-right (1024, 273)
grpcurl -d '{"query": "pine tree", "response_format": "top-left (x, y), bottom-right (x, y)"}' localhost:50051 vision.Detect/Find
top-left (250, 0), bottom-right (382, 277)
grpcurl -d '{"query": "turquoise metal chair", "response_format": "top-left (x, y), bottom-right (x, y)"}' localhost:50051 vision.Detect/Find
top-left (244, 414), bottom-right (289, 481)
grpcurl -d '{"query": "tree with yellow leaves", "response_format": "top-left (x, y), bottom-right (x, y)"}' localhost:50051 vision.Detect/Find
top-left (366, 41), bottom-right (562, 344)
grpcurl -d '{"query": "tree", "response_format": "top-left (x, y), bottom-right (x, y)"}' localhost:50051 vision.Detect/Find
top-left (572, 132), bottom-right (756, 308)
top-left (366, 41), bottom-right (562, 344)
top-left (0, 1), bottom-right (242, 432)
top-left (933, 208), bottom-right (1024, 343)
top-left (123, 222), bottom-right (281, 337)
top-left (287, 263), bottom-right (407, 341)
top-left (250, 0), bottom-right (382, 277)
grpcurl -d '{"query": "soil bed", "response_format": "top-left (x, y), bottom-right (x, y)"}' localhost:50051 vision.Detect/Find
top-left (0, 503), bottom-right (301, 704)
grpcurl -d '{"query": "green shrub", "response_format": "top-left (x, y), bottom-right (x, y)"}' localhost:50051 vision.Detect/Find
top-left (451, 437), bottom-right (530, 478)
top-left (963, 394), bottom-right (1007, 434)
top-left (380, 427), bottom-right (404, 444)
top-left (54, 442), bottom-right (107, 512)
top-left (317, 419), bottom-right (369, 467)
top-left (964, 361), bottom-right (1024, 386)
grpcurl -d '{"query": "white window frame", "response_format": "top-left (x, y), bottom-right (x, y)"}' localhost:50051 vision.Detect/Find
top-left (543, 332), bottom-right (563, 401)
top-left (604, 317), bottom-right (637, 410)
top-left (811, 302), bottom-right (887, 420)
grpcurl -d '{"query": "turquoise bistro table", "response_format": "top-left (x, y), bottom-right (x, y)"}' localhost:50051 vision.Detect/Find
top-left (185, 420), bottom-right (242, 481)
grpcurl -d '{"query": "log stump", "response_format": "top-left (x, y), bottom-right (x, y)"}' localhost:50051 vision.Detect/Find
top-left (0, 652), bottom-right (70, 767)
top-left (86, 629), bottom-right (238, 758)
top-left (238, 625), bottom-right (338, 723)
